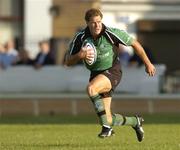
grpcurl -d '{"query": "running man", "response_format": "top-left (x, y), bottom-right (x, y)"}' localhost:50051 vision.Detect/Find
top-left (65, 8), bottom-right (156, 142)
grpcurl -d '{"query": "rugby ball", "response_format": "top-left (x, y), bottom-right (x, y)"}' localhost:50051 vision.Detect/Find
top-left (82, 39), bottom-right (97, 65)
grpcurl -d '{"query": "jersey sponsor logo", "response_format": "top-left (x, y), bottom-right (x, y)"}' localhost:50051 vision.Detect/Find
top-left (97, 52), bottom-right (110, 59)
top-left (100, 44), bottom-right (105, 49)
top-left (99, 43), bottom-right (111, 49)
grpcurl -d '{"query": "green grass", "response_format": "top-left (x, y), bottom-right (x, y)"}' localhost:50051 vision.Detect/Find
top-left (0, 114), bottom-right (180, 150)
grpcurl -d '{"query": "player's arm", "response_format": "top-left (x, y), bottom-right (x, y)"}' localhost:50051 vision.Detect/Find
top-left (131, 39), bottom-right (156, 76)
top-left (64, 47), bottom-right (94, 66)
top-left (64, 35), bottom-right (84, 66)
top-left (65, 49), bottom-right (85, 66)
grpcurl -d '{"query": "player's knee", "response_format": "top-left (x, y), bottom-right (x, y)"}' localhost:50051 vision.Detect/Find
top-left (87, 83), bottom-right (97, 96)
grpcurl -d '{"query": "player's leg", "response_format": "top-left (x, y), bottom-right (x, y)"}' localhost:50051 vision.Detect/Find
top-left (87, 74), bottom-right (112, 96)
top-left (87, 74), bottom-right (114, 137)
top-left (102, 96), bottom-right (113, 125)
top-left (97, 96), bottom-right (115, 138)
top-left (111, 113), bottom-right (144, 142)
top-left (101, 95), bottom-right (142, 139)
top-left (112, 113), bottom-right (144, 141)
top-left (100, 63), bottom-right (144, 141)
top-left (102, 92), bottom-right (144, 141)
top-left (102, 96), bottom-right (144, 141)
top-left (101, 94), bottom-right (139, 127)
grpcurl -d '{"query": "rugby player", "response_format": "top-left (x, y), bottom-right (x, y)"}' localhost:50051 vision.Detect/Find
top-left (65, 8), bottom-right (156, 142)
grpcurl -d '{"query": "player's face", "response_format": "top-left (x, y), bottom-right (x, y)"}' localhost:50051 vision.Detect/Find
top-left (87, 15), bottom-right (103, 39)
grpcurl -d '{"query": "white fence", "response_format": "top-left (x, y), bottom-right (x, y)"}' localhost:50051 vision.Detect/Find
top-left (0, 65), bottom-right (166, 94)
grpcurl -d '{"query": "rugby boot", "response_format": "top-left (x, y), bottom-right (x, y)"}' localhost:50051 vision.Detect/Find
top-left (98, 125), bottom-right (115, 138)
top-left (132, 115), bottom-right (144, 142)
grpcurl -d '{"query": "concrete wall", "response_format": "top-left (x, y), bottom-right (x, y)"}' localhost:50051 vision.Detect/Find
top-left (0, 65), bottom-right (166, 94)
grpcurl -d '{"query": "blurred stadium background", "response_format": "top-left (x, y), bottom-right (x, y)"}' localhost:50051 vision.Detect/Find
top-left (0, 0), bottom-right (180, 116)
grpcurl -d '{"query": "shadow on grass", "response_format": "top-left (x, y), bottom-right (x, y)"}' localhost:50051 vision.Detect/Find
top-left (0, 114), bottom-right (180, 124)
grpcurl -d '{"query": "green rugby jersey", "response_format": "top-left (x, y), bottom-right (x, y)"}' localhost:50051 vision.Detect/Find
top-left (68, 24), bottom-right (133, 71)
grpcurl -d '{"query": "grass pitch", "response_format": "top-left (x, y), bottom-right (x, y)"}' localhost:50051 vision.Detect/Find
top-left (0, 114), bottom-right (180, 150)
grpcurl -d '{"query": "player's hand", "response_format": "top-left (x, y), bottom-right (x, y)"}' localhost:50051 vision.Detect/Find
top-left (78, 47), bottom-right (94, 61)
top-left (78, 47), bottom-right (87, 59)
top-left (85, 49), bottom-right (94, 61)
top-left (145, 63), bottom-right (156, 76)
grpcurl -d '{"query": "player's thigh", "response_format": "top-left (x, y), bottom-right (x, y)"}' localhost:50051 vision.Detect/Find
top-left (89, 74), bottom-right (112, 93)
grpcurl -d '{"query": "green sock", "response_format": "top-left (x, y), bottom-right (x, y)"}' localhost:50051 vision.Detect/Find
top-left (90, 94), bottom-right (109, 127)
top-left (125, 116), bottom-right (137, 127)
top-left (112, 114), bottom-right (124, 126)
top-left (112, 114), bottom-right (137, 127)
